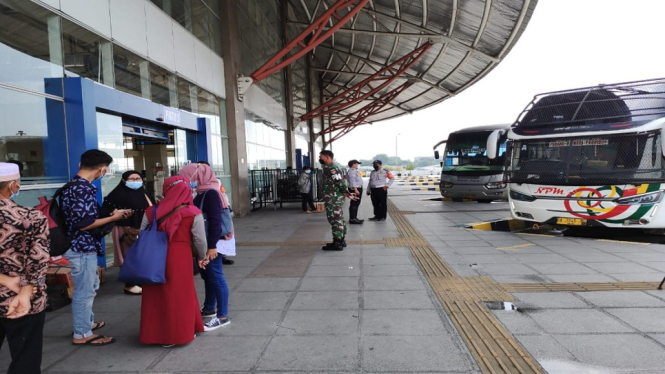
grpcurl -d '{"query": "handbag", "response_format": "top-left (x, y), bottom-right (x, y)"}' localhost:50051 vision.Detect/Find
top-left (198, 190), bottom-right (233, 237)
top-left (118, 205), bottom-right (184, 285)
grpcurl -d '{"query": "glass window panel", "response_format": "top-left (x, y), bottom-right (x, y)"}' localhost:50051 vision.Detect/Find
top-left (191, 1), bottom-right (212, 49)
top-left (62, 19), bottom-right (114, 86)
top-left (114, 44), bottom-right (150, 99)
top-left (0, 0), bottom-right (63, 95)
top-left (0, 86), bottom-right (68, 184)
top-left (150, 63), bottom-right (177, 107)
top-left (177, 77), bottom-right (194, 112)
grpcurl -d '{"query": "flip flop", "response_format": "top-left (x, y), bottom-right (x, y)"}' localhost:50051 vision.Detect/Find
top-left (92, 321), bottom-right (105, 331)
top-left (72, 335), bottom-right (116, 346)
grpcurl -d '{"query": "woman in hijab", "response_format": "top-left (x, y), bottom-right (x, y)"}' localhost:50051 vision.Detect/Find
top-left (178, 163), bottom-right (231, 331)
top-left (139, 176), bottom-right (207, 347)
top-left (102, 171), bottom-right (154, 295)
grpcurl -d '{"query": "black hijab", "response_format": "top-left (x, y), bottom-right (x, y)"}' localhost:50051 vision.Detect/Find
top-left (102, 170), bottom-right (154, 228)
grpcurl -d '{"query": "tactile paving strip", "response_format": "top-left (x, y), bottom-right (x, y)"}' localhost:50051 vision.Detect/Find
top-left (431, 277), bottom-right (515, 302)
top-left (503, 281), bottom-right (661, 292)
top-left (386, 200), bottom-right (545, 374)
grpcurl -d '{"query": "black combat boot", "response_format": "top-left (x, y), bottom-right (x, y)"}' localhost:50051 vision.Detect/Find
top-left (341, 236), bottom-right (347, 247)
top-left (322, 239), bottom-right (344, 251)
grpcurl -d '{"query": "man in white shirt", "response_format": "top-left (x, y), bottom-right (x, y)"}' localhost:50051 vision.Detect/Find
top-left (366, 160), bottom-right (394, 221)
top-left (346, 160), bottom-right (364, 224)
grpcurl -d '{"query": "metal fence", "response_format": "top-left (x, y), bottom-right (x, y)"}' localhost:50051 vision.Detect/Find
top-left (249, 169), bottom-right (323, 211)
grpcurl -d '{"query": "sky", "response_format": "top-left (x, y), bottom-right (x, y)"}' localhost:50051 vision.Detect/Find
top-left (330, 0), bottom-right (665, 164)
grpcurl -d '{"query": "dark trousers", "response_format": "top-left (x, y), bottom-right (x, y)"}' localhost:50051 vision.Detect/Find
top-left (370, 187), bottom-right (388, 219)
top-left (301, 193), bottom-right (315, 211)
top-left (0, 311), bottom-right (45, 374)
top-left (349, 187), bottom-right (363, 219)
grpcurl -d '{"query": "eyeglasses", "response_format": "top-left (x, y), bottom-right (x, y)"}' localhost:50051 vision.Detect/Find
top-left (126, 177), bottom-right (143, 182)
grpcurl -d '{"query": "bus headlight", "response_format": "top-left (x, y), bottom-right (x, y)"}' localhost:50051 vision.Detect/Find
top-left (441, 182), bottom-right (454, 188)
top-left (510, 189), bottom-right (537, 202)
top-left (615, 191), bottom-right (663, 205)
top-left (485, 182), bottom-right (507, 189)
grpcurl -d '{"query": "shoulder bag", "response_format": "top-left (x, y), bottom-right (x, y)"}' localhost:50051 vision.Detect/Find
top-left (118, 205), bottom-right (185, 285)
top-left (198, 190), bottom-right (233, 237)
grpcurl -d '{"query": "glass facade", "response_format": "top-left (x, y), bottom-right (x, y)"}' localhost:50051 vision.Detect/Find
top-left (149, 0), bottom-right (223, 56)
top-left (0, 0), bottom-right (231, 206)
top-left (237, 0), bottom-right (285, 105)
top-left (245, 111), bottom-right (287, 170)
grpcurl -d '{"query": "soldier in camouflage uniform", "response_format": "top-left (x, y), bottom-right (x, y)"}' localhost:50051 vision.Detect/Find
top-left (318, 150), bottom-right (356, 251)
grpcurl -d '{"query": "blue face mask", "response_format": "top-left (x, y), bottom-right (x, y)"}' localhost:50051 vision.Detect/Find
top-left (125, 181), bottom-right (143, 190)
top-left (9, 182), bottom-right (19, 200)
top-left (190, 181), bottom-right (198, 189)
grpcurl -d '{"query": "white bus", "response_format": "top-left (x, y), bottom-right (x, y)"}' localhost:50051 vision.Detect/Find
top-left (487, 78), bottom-right (665, 228)
top-left (434, 124), bottom-right (509, 202)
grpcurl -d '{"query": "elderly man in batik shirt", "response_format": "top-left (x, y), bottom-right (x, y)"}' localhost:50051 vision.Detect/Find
top-left (0, 162), bottom-right (50, 374)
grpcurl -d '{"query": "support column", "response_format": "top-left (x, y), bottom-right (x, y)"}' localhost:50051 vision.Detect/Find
top-left (305, 55), bottom-right (315, 158)
top-left (220, 0), bottom-right (251, 216)
top-left (282, 0), bottom-right (296, 168)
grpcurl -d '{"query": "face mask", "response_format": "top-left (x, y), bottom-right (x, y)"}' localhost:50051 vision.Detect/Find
top-left (318, 158), bottom-right (325, 165)
top-left (190, 181), bottom-right (198, 189)
top-left (125, 181), bottom-right (143, 190)
top-left (9, 181), bottom-right (19, 200)
top-left (305, 170), bottom-right (311, 174)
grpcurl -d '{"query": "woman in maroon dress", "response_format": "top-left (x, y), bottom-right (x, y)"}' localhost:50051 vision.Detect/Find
top-left (138, 176), bottom-right (208, 346)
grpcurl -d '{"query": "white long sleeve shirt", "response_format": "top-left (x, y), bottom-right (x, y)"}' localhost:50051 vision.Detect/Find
top-left (368, 168), bottom-right (395, 188)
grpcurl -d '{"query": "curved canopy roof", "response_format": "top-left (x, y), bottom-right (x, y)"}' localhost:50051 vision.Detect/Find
top-left (287, 0), bottom-right (538, 135)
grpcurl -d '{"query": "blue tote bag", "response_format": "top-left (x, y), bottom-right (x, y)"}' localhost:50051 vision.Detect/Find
top-left (118, 206), bottom-right (183, 285)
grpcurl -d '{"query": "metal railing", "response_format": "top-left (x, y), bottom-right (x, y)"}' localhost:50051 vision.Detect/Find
top-left (249, 169), bottom-right (323, 211)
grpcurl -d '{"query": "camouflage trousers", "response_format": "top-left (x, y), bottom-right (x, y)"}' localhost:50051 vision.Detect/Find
top-left (324, 195), bottom-right (347, 239)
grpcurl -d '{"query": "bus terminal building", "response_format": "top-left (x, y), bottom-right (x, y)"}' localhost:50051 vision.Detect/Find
top-left (0, 0), bottom-right (535, 222)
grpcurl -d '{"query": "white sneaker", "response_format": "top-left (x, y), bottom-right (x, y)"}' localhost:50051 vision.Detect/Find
top-left (204, 317), bottom-right (230, 331)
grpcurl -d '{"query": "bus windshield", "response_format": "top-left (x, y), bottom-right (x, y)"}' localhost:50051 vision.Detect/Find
top-left (507, 132), bottom-right (665, 185)
top-left (443, 131), bottom-right (506, 175)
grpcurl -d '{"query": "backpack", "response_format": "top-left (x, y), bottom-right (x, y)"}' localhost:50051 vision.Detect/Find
top-left (36, 181), bottom-right (85, 256)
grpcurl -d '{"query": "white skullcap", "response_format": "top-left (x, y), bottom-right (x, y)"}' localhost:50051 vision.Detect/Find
top-left (0, 163), bottom-right (20, 182)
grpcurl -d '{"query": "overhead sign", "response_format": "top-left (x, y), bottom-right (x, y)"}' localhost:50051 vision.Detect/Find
top-left (162, 107), bottom-right (181, 126)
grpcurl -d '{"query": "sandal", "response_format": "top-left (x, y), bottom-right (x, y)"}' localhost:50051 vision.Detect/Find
top-left (72, 335), bottom-right (116, 346)
top-left (72, 321), bottom-right (105, 335)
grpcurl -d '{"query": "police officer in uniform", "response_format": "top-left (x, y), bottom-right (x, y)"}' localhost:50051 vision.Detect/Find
top-left (319, 150), bottom-right (356, 251)
top-left (366, 160), bottom-right (394, 221)
top-left (346, 159), bottom-right (364, 224)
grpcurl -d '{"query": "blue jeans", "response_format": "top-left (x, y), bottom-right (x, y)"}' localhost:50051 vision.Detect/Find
top-left (200, 255), bottom-right (229, 318)
top-left (64, 251), bottom-right (99, 339)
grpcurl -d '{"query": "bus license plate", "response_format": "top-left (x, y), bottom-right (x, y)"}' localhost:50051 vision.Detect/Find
top-left (556, 217), bottom-right (586, 226)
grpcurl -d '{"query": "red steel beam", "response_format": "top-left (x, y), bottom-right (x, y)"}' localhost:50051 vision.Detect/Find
top-left (302, 42), bottom-right (433, 121)
top-left (322, 81), bottom-right (412, 135)
top-left (250, 0), bottom-right (369, 83)
top-left (322, 82), bottom-right (412, 143)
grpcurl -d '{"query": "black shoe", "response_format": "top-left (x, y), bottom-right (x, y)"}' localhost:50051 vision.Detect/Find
top-left (322, 240), bottom-right (344, 251)
top-left (221, 256), bottom-right (234, 265)
top-left (341, 237), bottom-right (347, 247)
top-left (368, 217), bottom-right (379, 221)
top-left (349, 218), bottom-right (363, 224)
top-left (377, 218), bottom-right (386, 221)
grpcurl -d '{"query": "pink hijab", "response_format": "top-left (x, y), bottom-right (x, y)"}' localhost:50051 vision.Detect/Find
top-left (147, 176), bottom-right (200, 240)
top-left (179, 163), bottom-right (234, 239)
